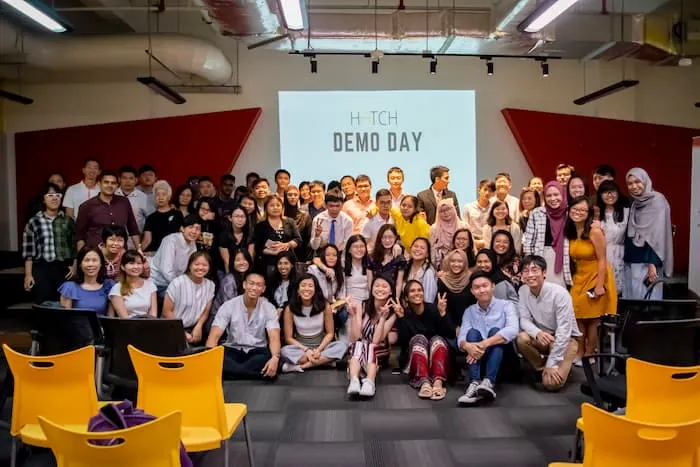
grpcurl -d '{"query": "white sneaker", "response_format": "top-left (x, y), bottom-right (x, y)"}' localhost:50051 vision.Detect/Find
top-left (573, 359), bottom-right (583, 367)
top-left (282, 363), bottom-right (304, 373)
top-left (457, 381), bottom-right (482, 405)
top-left (359, 379), bottom-right (376, 397)
top-left (477, 378), bottom-right (496, 402)
top-left (347, 377), bottom-right (361, 395)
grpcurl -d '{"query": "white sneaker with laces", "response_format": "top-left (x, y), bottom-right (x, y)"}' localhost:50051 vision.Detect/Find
top-left (347, 377), bottom-right (362, 395)
top-left (359, 379), bottom-right (376, 397)
top-left (457, 380), bottom-right (481, 405)
top-left (477, 378), bottom-right (496, 401)
top-left (282, 363), bottom-right (304, 373)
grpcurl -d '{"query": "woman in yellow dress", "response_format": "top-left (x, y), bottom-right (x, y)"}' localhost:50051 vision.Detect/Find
top-left (565, 196), bottom-right (617, 365)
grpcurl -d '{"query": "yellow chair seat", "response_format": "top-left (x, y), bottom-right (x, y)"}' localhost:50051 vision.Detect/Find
top-left (19, 424), bottom-right (88, 447)
top-left (181, 403), bottom-right (247, 452)
top-left (576, 417), bottom-right (584, 431)
top-left (549, 463), bottom-right (582, 466)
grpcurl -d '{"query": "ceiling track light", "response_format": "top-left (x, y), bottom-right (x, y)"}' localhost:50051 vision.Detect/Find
top-left (0, 89), bottom-right (33, 105)
top-left (371, 59), bottom-right (379, 74)
top-left (310, 58), bottom-right (317, 74)
top-left (487, 60), bottom-right (494, 76)
top-left (429, 58), bottom-right (437, 75)
top-left (541, 61), bottom-right (549, 77)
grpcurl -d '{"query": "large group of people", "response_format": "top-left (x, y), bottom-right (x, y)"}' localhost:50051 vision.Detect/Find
top-left (21, 160), bottom-right (673, 403)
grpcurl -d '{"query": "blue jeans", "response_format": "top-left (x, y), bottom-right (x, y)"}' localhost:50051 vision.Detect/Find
top-left (466, 327), bottom-right (504, 382)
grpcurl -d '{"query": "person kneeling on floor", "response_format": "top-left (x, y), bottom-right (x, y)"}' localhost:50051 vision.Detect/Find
top-left (206, 272), bottom-right (281, 380)
top-left (457, 271), bottom-right (519, 405)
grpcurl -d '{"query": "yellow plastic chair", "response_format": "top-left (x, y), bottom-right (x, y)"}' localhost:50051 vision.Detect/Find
top-left (574, 359), bottom-right (700, 458)
top-left (38, 411), bottom-right (182, 467)
top-left (127, 345), bottom-right (252, 467)
top-left (3, 344), bottom-right (99, 467)
top-left (552, 403), bottom-right (700, 467)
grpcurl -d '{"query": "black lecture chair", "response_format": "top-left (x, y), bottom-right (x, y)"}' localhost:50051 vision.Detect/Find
top-left (30, 304), bottom-right (104, 355)
top-left (98, 317), bottom-right (188, 399)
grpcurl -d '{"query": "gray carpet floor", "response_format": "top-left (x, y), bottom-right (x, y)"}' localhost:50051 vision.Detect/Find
top-left (0, 367), bottom-right (589, 467)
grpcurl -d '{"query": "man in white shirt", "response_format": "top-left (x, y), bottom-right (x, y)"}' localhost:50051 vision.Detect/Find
top-left (63, 158), bottom-right (101, 219)
top-left (387, 167), bottom-right (409, 208)
top-left (362, 189), bottom-right (393, 254)
top-left (149, 215), bottom-right (201, 294)
top-left (342, 174), bottom-right (375, 235)
top-left (463, 179), bottom-right (495, 249)
top-left (310, 189), bottom-right (354, 252)
top-left (206, 273), bottom-right (281, 380)
top-left (117, 165), bottom-right (149, 236)
top-left (137, 164), bottom-right (158, 216)
top-left (490, 172), bottom-right (520, 223)
top-left (516, 255), bottom-right (581, 391)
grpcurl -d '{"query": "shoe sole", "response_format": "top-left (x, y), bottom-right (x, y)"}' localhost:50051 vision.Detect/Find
top-left (457, 397), bottom-right (481, 406)
top-left (476, 388), bottom-right (495, 402)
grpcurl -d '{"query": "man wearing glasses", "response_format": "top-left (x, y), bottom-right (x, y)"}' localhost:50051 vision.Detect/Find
top-left (343, 174), bottom-right (376, 235)
top-left (361, 189), bottom-right (394, 254)
top-left (516, 255), bottom-right (581, 391)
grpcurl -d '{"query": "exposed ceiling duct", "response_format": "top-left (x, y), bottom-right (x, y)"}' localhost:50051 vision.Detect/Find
top-left (0, 19), bottom-right (233, 83)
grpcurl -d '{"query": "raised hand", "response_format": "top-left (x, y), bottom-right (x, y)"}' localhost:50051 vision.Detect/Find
top-left (437, 292), bottom-right (448, 316)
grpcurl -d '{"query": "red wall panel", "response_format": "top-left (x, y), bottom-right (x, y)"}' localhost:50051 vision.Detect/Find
top-left (502, 108), bottom-right (700, 274)
top-left (15, 107), bottom-right (262, 236)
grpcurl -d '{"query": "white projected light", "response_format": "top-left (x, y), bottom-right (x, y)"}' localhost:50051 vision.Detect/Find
top-left (278, 0), bottom-right (306, 31)
top-left (2, 0), bottom-right (66, 32)
top-left (520, 0), bottom-right (578, 33)
top-left (278, 90), bottom-right (477, 208)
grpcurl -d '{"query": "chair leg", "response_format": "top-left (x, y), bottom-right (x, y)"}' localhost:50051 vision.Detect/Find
top-left (10, 436), bottom-right (17, 467)
top-left (224, 440), bottom-right (229, 467)
top-left (243, 415), bottom-right (255, 467)
top-left (570, 429), bottom-right (583, 462)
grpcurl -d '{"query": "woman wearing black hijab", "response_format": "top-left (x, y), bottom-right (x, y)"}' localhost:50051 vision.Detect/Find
top-left (473, 248), bottom-right (518, 305)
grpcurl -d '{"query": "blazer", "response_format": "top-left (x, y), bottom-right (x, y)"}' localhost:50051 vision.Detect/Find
top-left (416, 188), bottom-right (460, 225)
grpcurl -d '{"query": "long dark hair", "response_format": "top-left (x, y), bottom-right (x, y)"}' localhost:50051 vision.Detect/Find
top-left (186, 251), bottom-right (212, 278)
top-left (230, 248), bottom-right (253, 295)
top-left (283, 189), bottom-right (299, 218)
top-left (452, 228), bottom-right (476, 268)
top-left (400, 195), bottom-right (420, 222)
top-left (230, 205), bottom-right (252, 243)
top-left (119, 249), bottom-right (146, 296)
top-left (173, 185), bottom-right (194, 213)
top-left (363, 274), bottom-right (396, 321)
top-left (405, 237), bottom-right (433, 274)
top-left (567, 173), bottom-right (590, 201)
top-left (596, 180), bottom-right (625, 223)
top-left (474, 248), bottom-right (508, 285)
top-left (565, 196), bottom-right (594, 240)
top-left (490, 230), bottom-right (517, 267)
top-left (402, 279), bottom-right (425, 312)
top-left (266, 251), bottom-right (298, 304)
top-left (317, 244), bottom-right (344, 293)
top-left (344, 234), bottom-right (369, 277)
top-left (75, 246), bottom-right (107, 285)
top-left (288, 273), bottom-right (327, 317)
top-left (487, 200), bottom-right (512, 226)
top-left (372, 224), bottom-right (400, 265)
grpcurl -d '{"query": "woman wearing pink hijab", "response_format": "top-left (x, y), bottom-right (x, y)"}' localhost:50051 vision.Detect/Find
top-left (429, 198), bottom-right (467, 269)
top-left (522, 181), bottom-right (571, 286)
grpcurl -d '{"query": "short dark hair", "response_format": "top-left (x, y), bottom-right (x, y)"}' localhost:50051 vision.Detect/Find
top-left (355, 174), bottom-right (371, 185)
top-left (252, 178), bottom-right (269, 189)
top-left (186, 251), bottom-right (211, 277)
top-left (118, 165), bottom-right (138, 177)
top-left (521, 254), bottom-right (547, 272)
top-left (327, 180), bottom-right (341, 192)
top-left (137, 164), bottom-right (156, 176)
top-left (375, 188), bottom-right (391, 199)
top-left (274, 169), bottom-right (290, 180)
top-left (430, 165), bottom-right (449, 183)
top-left (97, 170), bottom-right (118, 182)
top-left (325, 188), bottom-right (344, 204)
top-left (221, 174), bottom-right (235, 184)
top-left (182, 214), bottom-right (203, 228)
top-left (340, 175), bottom-right (355, 184)
top-left (245, 172), bottom-right (260, 182)
top-left (101, 224), bottom-right (128, 243)
top-left (469, 270), bottom-right (493, 285)
top-left (556, 164), bottom-right (574, 172)
top-left (387, 167), bottom-right (404, 178)
top-left (495, 172), bottom-right (511, 182)
top-left (199, 176), bottom-right (213, 184)
top-left (83, 158), bottom-right (100, 167)
top-left (309, 180), bottom-right (326, 190)
top-left (594, 164), bottom-right (616, 178)
top-left (478, 179), bottom-right (496, 191)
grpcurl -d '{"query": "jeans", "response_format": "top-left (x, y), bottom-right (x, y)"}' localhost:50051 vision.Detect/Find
top-left (222, 346), bottom-right (275, 380)
top-left (466, 327), bottom-right (504, 382)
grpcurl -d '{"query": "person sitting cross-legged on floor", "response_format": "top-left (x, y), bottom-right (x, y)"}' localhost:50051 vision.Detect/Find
top-left (206, 272), bottom-right (281, 380)
top-left (516, 254), bottom-right (582, 391)
top-left (280, 273), bottom-right (348, 373)
top-left (457, 271), bottom-right (519, 405)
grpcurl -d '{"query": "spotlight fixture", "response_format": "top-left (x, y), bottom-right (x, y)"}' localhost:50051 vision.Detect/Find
top-left (518, 0), bottom-right (579, 33)
top-left (0, 89), bottom-right (33, 105)
top-left (136, 76), bottom-right (186, 104)
top-left (573, 80), bottom-right (640, 105)
top-left (429, 58), bottom-right (437, 74)
top-left (371, 59), bottom-right (379, 74)
top-left (487, 60), bottom-right (494, 76)
top-left (310, 57), bottom-right (317, 73)
top-left (541, 61), bottom-right (549, 77)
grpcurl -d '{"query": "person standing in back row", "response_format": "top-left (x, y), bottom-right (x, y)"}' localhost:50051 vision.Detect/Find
top-left (63, 158), bottom-right (101, 220)
top-left (417, 166), bottom-right (460, 225)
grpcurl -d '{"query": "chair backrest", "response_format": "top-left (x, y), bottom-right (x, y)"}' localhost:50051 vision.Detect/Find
top-left (99, 317), bottom-right (186, 381)
top-left (31, 304), bottom-right (104, 354)
top-left (617, 299), bottom-right (698, 348)
top-left (581, 402), bottom-right (700, 467)
top-left (128, 345), bottom-right (227, 435)
top-left (3, 344), bottom-right (98, 436)
top-left (38, 411), bottom-right (182, 467)
top-left (628, 318), bottom-right (700, 367)
top-left (626, 358), bottom-right (700, 424)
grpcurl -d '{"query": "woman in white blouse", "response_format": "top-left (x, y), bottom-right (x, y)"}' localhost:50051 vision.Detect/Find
top-left (343, 235), bottom-right (373, 307)
top-left (597, 180), bottom-right (629, 295)
top-left (109, 250), bottom-right (157, 318)
top-left (162, 251), bottom-right (215, 345)
top-left (404, 237), bottom-right (438, 303)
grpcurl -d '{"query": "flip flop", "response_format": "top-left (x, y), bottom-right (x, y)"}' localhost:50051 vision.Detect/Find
top-left (431, 386), bottom-right (447, 401)
top-left (418, 382), bottom-right (433, 399)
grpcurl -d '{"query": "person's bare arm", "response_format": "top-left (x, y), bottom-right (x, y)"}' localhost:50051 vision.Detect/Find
top-left (318, 304), bottom-right (335, 352)
top-left (110, 296), bottom-right (130, 318)
top-left (590, 227), bottom-right (608, 294)
top-left (205, 326), bottom-right (225, 348)
top-left (141, 231), bottom-right (153, 251)
top-left (220, 247), bottom-right (231, 274)
top-left (60, 296), bottom-right (73, 309)
top-left (65, 207), bottom-right (75, 220)
top-left (162, 294), bottom-right (175, 319)
top-left (147, 292), bottom-right (157, 317)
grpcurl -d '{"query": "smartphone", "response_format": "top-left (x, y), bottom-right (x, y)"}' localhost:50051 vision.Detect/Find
top-left (586, 288), bottom-right (595, 298)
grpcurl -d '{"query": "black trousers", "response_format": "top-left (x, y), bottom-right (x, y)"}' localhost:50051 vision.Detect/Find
top-left (222, 346), bottom-right (276, 380)
top-left (32, 260), bottom-right (70, 304)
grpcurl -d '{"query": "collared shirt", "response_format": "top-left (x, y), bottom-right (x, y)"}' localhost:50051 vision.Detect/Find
top-left (116, 188), bottom-right (149, 234)
top-left (149, 232), bottom-right (197, 287)
top-left (457, 297), bottom-right (519, 345)
top-left (361, 212), bottom-right (393, 253)
top-left (75, 194), bottom-right (140, 247)
top-left (343, 197), bottom-right (375, 235)
top-left (303, 203), bottom-right (327, 221)
top-left (390, 189), bottom-right (410, 209)
top-left (463, 200), bottom-right (492, 240)
top-left (490, 194), bottom-right (521, 223)
top-left (213, 295), bottom-right (280, 352)
top-left (63, 181), bottom-right (100, 219)
top-left (431, 188), bottom-right (443, 203)
top-left (309, 210), bottom-right (354, 252)
top-left (518, 282), bottom-right (582, 368)
top-left (22, 211), bottom-right (75, 262)
top-left (137, 186), bottom-right (156, 216)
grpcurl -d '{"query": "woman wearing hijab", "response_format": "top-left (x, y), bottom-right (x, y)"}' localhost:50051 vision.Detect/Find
top-left (436, 249), bottom-right (475, 333)
top-left (473, 248), bottom-right (518, 305)
top-left (430, 198), bottom-right (466, 269)
top-left (623, 168), bottom-right (673, 300)
top-left (522, 180), bottom-right (572, 287)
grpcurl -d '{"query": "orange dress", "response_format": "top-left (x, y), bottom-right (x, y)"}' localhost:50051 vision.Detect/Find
top-left (570, 238), bottom-right (617, 320)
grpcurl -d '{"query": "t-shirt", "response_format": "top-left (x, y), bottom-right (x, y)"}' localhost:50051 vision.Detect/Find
top-left (109, 279), bottom-right (157, 318)
top-left (143, 209), bottom-right (184, 252)
top-left (58, 280), bottom-right (115, 315)
top-left (62, 181), bottom-right (100, 219)
top-left (165, 275), bottom-right (215, 328)
top-left (213, 295), bottom-right (279, 351)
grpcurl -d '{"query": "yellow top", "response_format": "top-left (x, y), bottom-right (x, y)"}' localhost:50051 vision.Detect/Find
top-left (390, 207), bottom-right (430, 250)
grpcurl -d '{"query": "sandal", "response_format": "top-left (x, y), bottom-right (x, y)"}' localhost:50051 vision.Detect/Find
top-left (418, 382), bottom-right (433, 399)
top-left (430, 386), bottom-right (447, 401)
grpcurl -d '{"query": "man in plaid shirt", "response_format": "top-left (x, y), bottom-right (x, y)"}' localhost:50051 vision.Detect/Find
top-left (23, 183), bottom-right (76, 303)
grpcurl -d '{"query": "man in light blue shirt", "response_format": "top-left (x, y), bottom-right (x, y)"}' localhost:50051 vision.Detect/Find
top-left (457, 271), bottom-right (519, 405)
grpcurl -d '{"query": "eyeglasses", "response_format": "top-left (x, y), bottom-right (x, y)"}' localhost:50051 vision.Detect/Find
top-left (522, 266), bottom-right (543, 274)
top-left (44, 193), bottom-right (63, 199)
top-left (570, 208), bottom-right (588, 215)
